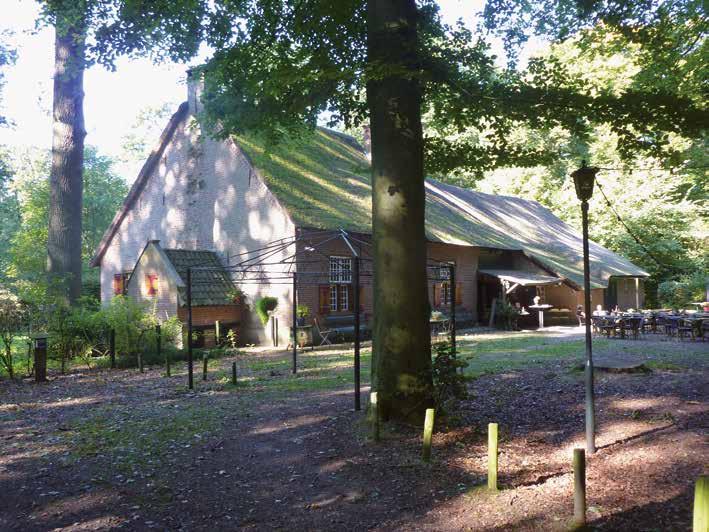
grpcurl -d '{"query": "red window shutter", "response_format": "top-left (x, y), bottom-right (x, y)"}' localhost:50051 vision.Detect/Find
top-left (456, 282), bottom-right (463, 305)
top-left (318, 285), bottom-right (330, 314)
top-left (433, 283), bottom-right (441, 307)
top-left (113, 274), bottom-right (123, 296)
top-left (146, 274), bottom-right (158, 296)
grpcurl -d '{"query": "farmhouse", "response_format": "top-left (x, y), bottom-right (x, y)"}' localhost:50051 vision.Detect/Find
top-left (91, 75), bottom-right (648, 344)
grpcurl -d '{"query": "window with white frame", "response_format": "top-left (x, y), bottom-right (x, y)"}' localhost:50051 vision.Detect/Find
top-left (328, 256), bottom-right (352, 312)
top-left (329, 256), bottom-right (352, 283)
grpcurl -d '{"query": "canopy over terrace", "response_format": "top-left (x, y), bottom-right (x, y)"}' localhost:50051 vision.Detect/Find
top-left (479, 269), bottom-right (565, 299)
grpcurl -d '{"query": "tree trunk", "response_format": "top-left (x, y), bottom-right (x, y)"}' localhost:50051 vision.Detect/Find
top-left (367, 0), bottom-right (432, 422)
top-left (47, 17), bottom-right (86, 305)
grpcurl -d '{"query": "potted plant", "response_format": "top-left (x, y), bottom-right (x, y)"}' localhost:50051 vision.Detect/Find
top-left (296, 304), bottom-right (309, 326)
top-left (227, 288), bottom-right (246, 305)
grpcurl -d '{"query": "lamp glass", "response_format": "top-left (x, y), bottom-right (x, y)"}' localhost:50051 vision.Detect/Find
top-left (572, 167), bottom-right (596, 201)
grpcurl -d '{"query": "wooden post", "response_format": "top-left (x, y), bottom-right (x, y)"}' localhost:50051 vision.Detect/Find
top-left (187, 268), bottom-right (194, 390)
top-left (138, 352), bottom-right (144, 373)
top-left (202, 352), bottom-right (208, 381)
top-left (33, 336), bottom-right (48, 383)
top-left (488, 422), bottom-right (498, 491)
top-left (109, 328), bottom-right (116, 369)
top-left (165, 349), bottom-right (171, 377)
top-left (370, 392), bottom-right (380, 441)
top-left (422, 408), bottom-right (435, 461)
top-left (231, 361), bottom-right (237, 385)
top-left (215, 320), bottom-right (221, 346)
top-left (489, 298), bottom-right (497, 328)
top-left (573, 448), bottom-right (586, 527)
top-left (695, 475), bottom-right (709, 532)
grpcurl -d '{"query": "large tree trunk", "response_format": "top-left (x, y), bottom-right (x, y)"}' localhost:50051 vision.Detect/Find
top-left (367, 0), bottom-right (432, 422)
top-left (47, 17), bottom-right (86, 305)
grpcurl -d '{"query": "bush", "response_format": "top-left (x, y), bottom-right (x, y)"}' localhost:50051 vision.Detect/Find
top-left (48, 298), bottom-right (109, 372)
top-left (255, 296), bottom-right (278, 325)
top-left (657, 272), bottom-right (706, 309)
top-left (0, 286), bottom-right (28, 379)
top-left (431, 341), bottom-right (468, 412)
top-left (495, 300), bottom-right (520, 330)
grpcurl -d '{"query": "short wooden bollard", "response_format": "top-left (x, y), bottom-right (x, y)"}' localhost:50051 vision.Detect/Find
top-left (422, 408), bottom-right (435, 462)
top-left (488, 423), bottom-right (498, 491)
top-left (109, 329), bottom-right (116, 369)
top-left (165, 351), bottom-right (171, 377)
top-left (138, 352), bottom-right (144, 373)
top-left (202, 353), bottom-right (208, 381)
top-left (573, 448), bottom-right (586, 527)
top-left (231, 361), bottom-right (237, 385)
top-left (215, 321), bottom-right (221, 345)
top-left (370, 392), bottom-right (380, 442)
top-left (695, 475), bottom-right (709, 532)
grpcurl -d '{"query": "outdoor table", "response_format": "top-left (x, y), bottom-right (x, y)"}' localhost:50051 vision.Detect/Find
top-left (528, 304), bottom-right (553, 328)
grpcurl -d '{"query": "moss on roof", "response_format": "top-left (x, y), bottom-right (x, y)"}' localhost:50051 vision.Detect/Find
top-left (235, 128), bottom-right (647, 289)
top-left (164, 249), bottom-right (235, 307)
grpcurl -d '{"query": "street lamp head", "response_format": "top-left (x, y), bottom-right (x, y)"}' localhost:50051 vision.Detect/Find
top-left (571, 160), bottom-right (599, 202)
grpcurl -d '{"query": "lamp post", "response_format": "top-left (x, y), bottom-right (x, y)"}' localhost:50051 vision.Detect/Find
top-left (571, 160), bottom-right (599, 454)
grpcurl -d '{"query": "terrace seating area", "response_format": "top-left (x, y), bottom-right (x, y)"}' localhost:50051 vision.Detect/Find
top-left (590, 309), bottom-right (709, 341)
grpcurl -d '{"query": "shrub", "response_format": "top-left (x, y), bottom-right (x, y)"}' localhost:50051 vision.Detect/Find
top-left (495, 300), bottom-right (520, 330)
top-left (657, 272), bottom-right (706, 309)
top-left (255, 296), bottom-right (278, 325)
top-left (101, 296), bottom-right (157, 364)
top-left (431, 341), bottom-right (468, 412)
top-left (296, 304), bottom-right (309, 318)
top-left (0, 286), bottom-right (28, 379)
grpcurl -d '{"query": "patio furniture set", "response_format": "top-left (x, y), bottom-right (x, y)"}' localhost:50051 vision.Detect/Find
top-left (591, 311), bottom-right (709, 341)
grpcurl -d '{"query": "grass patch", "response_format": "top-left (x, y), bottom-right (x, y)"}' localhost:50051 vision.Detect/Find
top-left (62, 402), bottom-right (224, 478)
top-left (644, 360), bottom-right (684, 372)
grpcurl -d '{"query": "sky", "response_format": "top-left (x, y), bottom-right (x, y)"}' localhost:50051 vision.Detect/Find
top-left (0, 0), bottom-right (540, 181)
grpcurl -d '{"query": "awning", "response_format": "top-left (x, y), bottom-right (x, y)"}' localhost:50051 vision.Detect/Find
top-left (479, 269), bottom-right (563, 287)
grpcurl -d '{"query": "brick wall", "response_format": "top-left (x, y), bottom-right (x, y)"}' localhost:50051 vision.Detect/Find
top-left (292, 231), bottom-right (480, 327)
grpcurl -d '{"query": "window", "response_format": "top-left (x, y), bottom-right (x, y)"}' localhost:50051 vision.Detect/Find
top-left (146, 274), bottom-right (159, 296)
top-left (326, 256), bottom-right (352, 312)
top-left (329, 256), bottom-right (352, 283)
top-left (113, 272), bottom-right (130, 296)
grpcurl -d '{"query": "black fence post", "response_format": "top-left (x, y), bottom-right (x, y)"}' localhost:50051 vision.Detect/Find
top-left (292, 271), bottom-right (297, 374)
top-left (354, 256), bottom-right (361, 411)
top-left (450, 263), bottom-right (456, 358)
top-left (187, 267), bottom-right (194, 390)
top-left (109, 329), bottom-right (116, 369)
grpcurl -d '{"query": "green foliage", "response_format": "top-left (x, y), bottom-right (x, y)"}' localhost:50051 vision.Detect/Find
top-left (0, 285), bottom-right (27, 379)
top-left (47, 297), bottom-right (108, 372)
top-left (1, 146), bottom-right (128, 293)
top-left (225, 328), bottom-right (238, 349)
top-left (495, 300), bottom-right (520, 331)
top-left (657, 273), bottom-right (707, 310)
top-left (102, 296), bottom-right (156, 361)
top-left (431, 341), bottom-right (468, 411)
top-left (296, 304), bottom-right (309, 318)
top-left (254, 296), bottom-right (278, 325)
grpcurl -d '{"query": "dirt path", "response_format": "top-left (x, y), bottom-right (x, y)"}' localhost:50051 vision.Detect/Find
top-left (1, 334), bottom-right (707, 531)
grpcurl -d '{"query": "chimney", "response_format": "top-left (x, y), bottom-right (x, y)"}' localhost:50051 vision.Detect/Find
top-left (186, 68), bottom-right (203, 115)
top-left (362, 124), bottom-right (371, 160)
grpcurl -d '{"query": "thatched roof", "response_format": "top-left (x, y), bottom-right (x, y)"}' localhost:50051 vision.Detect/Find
top-left (240, 129), bottom-right (647, 288)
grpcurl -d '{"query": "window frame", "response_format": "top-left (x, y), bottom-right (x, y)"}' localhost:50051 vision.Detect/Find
top-left (329, 256), bottom-right (352, 284)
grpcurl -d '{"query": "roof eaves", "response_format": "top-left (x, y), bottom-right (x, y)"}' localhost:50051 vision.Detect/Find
top-left (90, 102), bottom-right (190, 267)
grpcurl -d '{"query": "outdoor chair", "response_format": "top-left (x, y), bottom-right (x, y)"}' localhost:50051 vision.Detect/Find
top-left (677, 319), bottom-right (694, 341)
top-left (593, 317), bottom-right (616, 338)
top-left (313, 317), bottom-right (333, 346)
top-left (621, 317), bottom-right (642, 340)
top-left (701, 320), bottom-right (709, 342)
